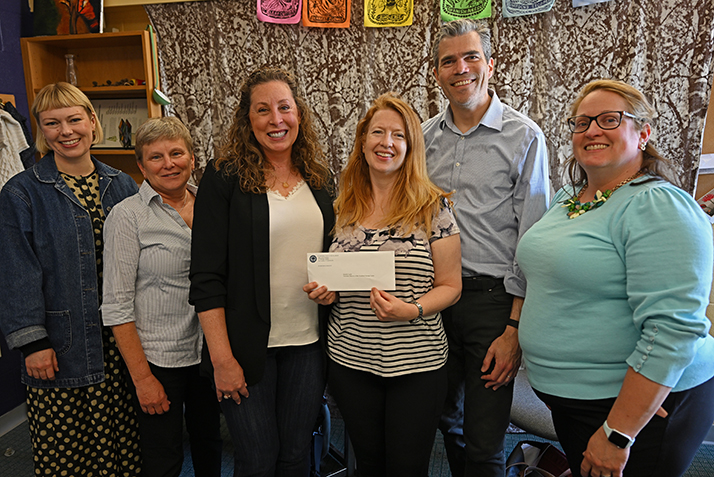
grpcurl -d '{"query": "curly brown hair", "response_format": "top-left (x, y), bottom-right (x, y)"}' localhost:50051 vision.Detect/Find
top-left (214, 67), bottom-right (331, 193)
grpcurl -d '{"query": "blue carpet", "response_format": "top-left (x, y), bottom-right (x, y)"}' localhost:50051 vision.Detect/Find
top-left (1, 415), bottom-right (712, 476)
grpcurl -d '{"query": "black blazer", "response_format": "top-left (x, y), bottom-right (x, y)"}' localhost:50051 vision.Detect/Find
top-left (189, 160), bottom-right (335, 385)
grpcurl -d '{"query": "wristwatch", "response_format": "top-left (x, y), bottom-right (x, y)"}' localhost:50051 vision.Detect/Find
top-left (602, 420), bottom-right (635, 449)
top-left (410, 301), bottom-right (423, 324)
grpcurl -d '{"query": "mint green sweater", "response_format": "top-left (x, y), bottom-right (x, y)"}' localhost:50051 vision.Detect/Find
top-left (517, 177), bottom-right (714, 399)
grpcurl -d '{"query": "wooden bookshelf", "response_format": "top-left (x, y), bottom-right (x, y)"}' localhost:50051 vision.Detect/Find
top-left (21, 30), bottom-right (163, 182)
top-left (0, 94), bottom-right (16, 106)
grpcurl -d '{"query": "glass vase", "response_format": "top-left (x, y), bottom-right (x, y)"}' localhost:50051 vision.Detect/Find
top-left (65, 54), bottom-right (78, 86)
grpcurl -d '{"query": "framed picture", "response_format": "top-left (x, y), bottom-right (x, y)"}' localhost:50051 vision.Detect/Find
top-left (34, 0), bottom-right (103, 35)
top-left (92, 98), bottom-right (149, 149)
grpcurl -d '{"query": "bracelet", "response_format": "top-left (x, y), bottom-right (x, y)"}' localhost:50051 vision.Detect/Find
top-left (410, 301), bottom-right (423, 324)
top-left (507, 319), bottom-right (519, 329)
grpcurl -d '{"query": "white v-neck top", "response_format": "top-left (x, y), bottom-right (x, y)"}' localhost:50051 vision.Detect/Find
top-left (267, 181), bottom-right (323, 347)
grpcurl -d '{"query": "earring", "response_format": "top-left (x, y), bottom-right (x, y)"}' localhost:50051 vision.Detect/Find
top-left (639, 142), bottom-right (647, 151)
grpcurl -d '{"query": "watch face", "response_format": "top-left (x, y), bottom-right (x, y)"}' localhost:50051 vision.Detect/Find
top-left (608, 430), bottom-right (632, 449)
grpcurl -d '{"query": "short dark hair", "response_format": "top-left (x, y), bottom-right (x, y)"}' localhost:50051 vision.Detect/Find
top-left (432, 19), bottom-right (492, 71)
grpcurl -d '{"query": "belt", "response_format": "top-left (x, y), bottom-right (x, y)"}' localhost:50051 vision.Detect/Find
top-left (461, 275), bottom-right (502, 291)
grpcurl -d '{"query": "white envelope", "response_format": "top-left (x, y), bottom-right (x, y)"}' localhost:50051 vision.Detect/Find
top-left (307, 251), bottom-right (396, 291)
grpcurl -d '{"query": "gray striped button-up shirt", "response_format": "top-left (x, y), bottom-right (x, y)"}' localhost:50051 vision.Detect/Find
top-left (102, 181), bottom-right (202, 368)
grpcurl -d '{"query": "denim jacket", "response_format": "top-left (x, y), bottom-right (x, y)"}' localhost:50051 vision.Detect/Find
top-left (0, 153), bottom-right (138, 388)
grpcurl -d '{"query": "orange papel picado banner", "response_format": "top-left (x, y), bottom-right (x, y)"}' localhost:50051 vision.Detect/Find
top-left (303, 0), bottom-right (351, 27)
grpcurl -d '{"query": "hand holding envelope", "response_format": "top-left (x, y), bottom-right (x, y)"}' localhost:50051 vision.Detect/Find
top-left (304, 251), bottom-right (422, 322)
top-left (303, 233), bottom-right (464, 322)
top-left (302, 281), bottom-right (337, 306)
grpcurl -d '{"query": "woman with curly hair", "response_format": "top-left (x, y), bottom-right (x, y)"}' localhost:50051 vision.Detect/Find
top-left (189, 66), bottom-right (334, 477)
top-left (305, 92), bottom-right (462, 476)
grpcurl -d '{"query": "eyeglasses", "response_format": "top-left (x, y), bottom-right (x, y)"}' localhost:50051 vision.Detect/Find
top-left (567, 111), bottom-right (640, 134)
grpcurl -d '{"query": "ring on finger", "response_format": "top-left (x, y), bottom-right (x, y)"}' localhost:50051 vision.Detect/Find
top-left (372, 308), bottom-right (377, 314)
top-left (223, 394), bottom-right (231, 399)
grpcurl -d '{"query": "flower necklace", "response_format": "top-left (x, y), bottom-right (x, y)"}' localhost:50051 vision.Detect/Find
top-left (562, 170), bottom-right (644, 219)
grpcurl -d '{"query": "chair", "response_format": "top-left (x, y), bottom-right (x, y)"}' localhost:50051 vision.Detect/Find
top-left (311, 394), bottom-right (355, 477)
top-left (509, 367), bottom-right (559, 441)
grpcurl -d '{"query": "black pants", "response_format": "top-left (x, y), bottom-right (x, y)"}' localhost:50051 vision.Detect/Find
top-left (535, 374), bottom-right (714, 477)
top-left (130, 363), bottom-right (223, 477)
top-left (328, 359), bottom-right (447, 477)
top-left (438, 277), bottom-right (515, 477)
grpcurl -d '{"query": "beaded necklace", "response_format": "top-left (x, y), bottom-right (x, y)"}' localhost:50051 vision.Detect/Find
top-left (562, 170), bottom-right (644, 219)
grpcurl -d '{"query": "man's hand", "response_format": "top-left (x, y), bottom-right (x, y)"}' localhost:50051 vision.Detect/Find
top-left (481, 325), bottom-right (521, 390)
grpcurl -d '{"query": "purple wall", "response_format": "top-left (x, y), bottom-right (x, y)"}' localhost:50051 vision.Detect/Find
top-left (0, 0), bottom-right (31, 417)
top-left (0, 0), bottom-right (32, 121)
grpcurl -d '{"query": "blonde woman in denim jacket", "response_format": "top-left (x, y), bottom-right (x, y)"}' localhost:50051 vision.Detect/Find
top-left (0, 83), bottom-right (140, 476)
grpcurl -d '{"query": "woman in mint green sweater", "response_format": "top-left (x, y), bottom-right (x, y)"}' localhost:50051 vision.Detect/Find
top-left (516, 79), bottom-right (714, 477)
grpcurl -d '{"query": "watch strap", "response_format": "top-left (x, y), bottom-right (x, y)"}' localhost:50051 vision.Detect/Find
top-left (507, 318), bottom-right (519, 329)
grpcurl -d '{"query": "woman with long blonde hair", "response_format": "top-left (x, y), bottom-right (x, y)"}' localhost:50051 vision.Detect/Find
top-left (305, 92), bottom-right (462, 476)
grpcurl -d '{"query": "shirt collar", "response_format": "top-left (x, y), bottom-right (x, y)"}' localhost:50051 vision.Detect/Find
top-left (441, 89), bottom-right (504, 135)
top-left (139, 179), bottom-right (197, 205)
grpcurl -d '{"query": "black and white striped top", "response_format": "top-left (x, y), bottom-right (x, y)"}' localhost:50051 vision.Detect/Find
top-left (327, 201), bottom-right (459, 377)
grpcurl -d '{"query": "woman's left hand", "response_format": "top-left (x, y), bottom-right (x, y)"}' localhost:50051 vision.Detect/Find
top-left (370, 288), bottom-right (418, 322)
top-left (303, 281), bottom-right (337, 305)
top-left (580, 427), bottom-right (628, 477)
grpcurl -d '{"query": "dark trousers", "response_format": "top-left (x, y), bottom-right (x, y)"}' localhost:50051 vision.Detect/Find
top-left (438, 277), bottom-right (515, 477)
top-left (536, 374), bottom-right (714, 477)
top-left (220, 342), bottom-right (325, 477)
top-left (131, 363), bottom-right (223, 477)
top-left (328, 359), bottom-right (447, 477)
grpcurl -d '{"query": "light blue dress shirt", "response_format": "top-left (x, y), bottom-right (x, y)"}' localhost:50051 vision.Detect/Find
top-left (423, 90), bottom-right (550, 297)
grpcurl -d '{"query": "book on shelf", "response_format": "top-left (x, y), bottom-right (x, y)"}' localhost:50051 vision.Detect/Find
top-left (92, 98), bottom-right (149, 149)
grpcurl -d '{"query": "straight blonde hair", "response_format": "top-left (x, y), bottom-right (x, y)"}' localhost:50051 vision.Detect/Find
top-left (335, 92), bottom-right (451, 238)
top-left (31, 82), bottom-right (103, 155)
top-left (565, 79), bottom-right (677, 187)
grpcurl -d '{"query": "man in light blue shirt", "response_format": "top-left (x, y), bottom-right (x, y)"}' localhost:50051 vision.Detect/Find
top-left (422, 19), bottom-right (550, 477)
